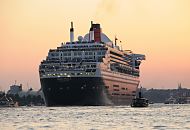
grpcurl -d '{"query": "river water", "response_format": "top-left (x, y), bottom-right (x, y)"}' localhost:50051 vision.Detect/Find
top-left (0, 104), bottom-right (190, 130)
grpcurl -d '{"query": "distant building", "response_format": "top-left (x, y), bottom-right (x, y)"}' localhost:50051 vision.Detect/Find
top-left (144, 84), bottom-right (190, 103)
top-left (7, 84), bottom-right (22, 95)
top-left (18, 88), bottom-right (44, 98)
top-left (6, 84), bottom-right (44, 98)
top-left (5, 84), bottom-right (45, 106)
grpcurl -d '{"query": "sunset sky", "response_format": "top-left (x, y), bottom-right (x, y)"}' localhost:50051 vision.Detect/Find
top-left (0, 0), bottom-right (190, 90)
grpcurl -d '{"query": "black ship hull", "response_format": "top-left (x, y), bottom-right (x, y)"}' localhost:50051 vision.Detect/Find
top-left (41, 77), bottom-right (108, 106)
top-left (41, 77), bottom-right (135, 106)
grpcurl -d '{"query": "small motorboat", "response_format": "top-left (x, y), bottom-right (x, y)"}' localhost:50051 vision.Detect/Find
top-left (131, 87), bottom-right (149, 107)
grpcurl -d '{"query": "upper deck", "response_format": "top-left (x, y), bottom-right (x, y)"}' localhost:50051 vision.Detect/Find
top-left (39, 22), bottom-right (145, 77)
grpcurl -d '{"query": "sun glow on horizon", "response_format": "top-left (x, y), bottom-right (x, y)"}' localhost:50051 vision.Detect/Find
top-left (0, 0), bottom-right (190, 90)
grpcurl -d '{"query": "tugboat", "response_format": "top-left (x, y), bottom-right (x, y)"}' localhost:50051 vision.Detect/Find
top-left (131, 87), bottom-right (148, 107)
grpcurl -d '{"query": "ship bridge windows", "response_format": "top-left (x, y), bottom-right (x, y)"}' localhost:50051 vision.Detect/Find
top-left (63, 52), bottom-right (71, 56)
top-left (102, 51), bottom-right (106, 55)
top-left (97, 51), bottom-right (106, 55)
top-left (64, 57), bottom-right (72, 62)
top-left (49, 52), bottom-right (59, 57)
top-left (85, 56), bottom-right (94, 59)
top-left (97, 52), bottom-right (101, 55)
top-left (85, 52), bottom-right (93, 55)
top-left (51, 58), bottom-right (60, 60)
top-left (74, 52), bottom-right (82, 56)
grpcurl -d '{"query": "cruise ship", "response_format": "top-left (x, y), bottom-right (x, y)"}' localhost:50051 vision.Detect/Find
top-left (39, 22), bottom-right (145, 106)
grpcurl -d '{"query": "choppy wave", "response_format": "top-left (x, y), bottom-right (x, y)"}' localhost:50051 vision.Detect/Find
top-left (0, 104), bottom-right (190, 130)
